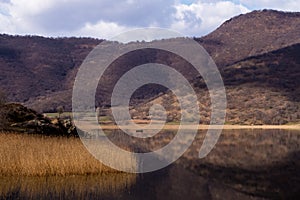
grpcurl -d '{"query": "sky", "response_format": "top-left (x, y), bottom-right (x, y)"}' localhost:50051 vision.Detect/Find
top-left (0, 0), bottom-right (299, 39)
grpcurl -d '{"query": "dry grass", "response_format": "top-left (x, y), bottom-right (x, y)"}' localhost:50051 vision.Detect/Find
top-left (0, 132), bottom-right (137, 176)
top-left (0, 174), bottom-right (137, 199)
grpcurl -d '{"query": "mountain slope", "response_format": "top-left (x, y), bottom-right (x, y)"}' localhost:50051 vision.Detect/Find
top-left (0, 9), bottom-right (299, 120)
top-left (132, 43), bottom-right (300, 125)
top-left (221, 43), bottom-right (300, 124)
top-left (0, 35), bottom-right (100, 111)
top-left (198, 9), bottom-right (300, 67)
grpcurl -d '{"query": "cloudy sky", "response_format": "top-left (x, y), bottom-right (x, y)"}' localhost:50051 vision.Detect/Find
top-left (0, 0), bottom-right (299, 39)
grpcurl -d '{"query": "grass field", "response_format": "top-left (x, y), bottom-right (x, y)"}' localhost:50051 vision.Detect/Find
top-left (0, 133), bottom-right (136, 176)
top-left (0, 174), bottom-right (137, 198)
top-left (44, 112), bottom-right (72, 118)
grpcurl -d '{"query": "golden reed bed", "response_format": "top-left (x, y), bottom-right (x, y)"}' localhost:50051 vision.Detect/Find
top-left (0, 133), bottom-right (136, 176)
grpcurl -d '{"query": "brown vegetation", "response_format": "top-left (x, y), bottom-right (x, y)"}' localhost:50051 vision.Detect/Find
top-left (0, 174), bottom-right (136, 199)
top-left (0, 133), bottom-right (136, 176)
top-left (0, 10), bottom-right (299, 125)
top-left (131, 44), bottom-right (300, 125)
top-left (0, 10), bottom-right (299, 112)
top-left (199, 9), bottom-right (300, 67)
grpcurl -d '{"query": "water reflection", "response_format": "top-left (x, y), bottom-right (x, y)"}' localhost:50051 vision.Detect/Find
top-left (0, 165), bottom-right (256, 200)
top-left (0, 174), bottom-right (136, 200)
top-left (0, 129), bottom-right (299, 199)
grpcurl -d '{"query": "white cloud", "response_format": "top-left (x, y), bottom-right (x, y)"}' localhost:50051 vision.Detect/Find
top-left (0, 0), bottom-right (54, 35)
top-left (240, 0), bottom-right (300, 12)
top-left (0, 0), bottom-right (299, 38)
top-left (9, 0), bottom-right (56, 16)
top-left (72, 21), bottom-right (131, 39)
top-left (171, 1), bottom-right (250, 36)
top-left (0, 0), bottom-right (176, 37)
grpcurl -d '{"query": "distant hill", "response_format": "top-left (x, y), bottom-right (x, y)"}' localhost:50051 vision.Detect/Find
top-left (0, 35), bottom-right (100, 111)
top-left (222, 43), bottom-right (300, 124)
top-left (133, 44), bottom-right (299, 125)
top-left (0, 9), bottom-right (299, 124)
top-left (198, 9), bottom-right (300, 67)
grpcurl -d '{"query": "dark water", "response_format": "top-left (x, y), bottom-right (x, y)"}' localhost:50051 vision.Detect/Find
top-left (1, 129), bottom-right (299, 200)
top-left (0, 165), bottom-right (262, 200)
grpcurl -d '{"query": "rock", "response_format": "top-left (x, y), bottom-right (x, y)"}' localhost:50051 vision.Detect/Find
top-left (0, 103), bottom-right (77, 136)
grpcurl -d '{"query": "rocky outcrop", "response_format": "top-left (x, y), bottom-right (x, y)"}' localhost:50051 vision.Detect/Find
top-left (0, 103), bottom-right (76, 136)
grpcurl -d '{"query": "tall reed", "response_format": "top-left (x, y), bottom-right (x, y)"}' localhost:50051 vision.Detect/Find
top-left (0, 133), bottom-right (136, 176)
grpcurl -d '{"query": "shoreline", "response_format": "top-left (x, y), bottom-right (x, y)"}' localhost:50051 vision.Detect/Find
top-left (99, 123), bottom-right (300, 130)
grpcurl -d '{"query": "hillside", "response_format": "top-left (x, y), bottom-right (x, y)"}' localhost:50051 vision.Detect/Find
top-left (198, 9), bottom-right (300, 67)
top-left (132, 44), bottom-right (300, 125)
top-left (0, 35), bottom-right (100, 112)
top-left (0, 10), bottom-right (299, 124)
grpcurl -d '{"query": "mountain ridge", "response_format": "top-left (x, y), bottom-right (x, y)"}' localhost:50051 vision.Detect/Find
top-left (198, 9), bottom-right (300, 67)
top-left (0, 9), bottom-right (299, 124)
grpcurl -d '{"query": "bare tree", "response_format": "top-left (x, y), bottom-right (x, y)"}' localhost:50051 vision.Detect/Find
top-left (56, 106), bottom-right (64, 119)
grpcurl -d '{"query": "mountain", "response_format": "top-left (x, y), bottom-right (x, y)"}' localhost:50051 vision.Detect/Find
top-left (0, 35), bottom-right (101, 111)
top-left (133, 44), bottom-right (299, 125)
top-left (0, 10), bottom-right (299, 124)
top-left (198, 9), bottom-right (300, 67)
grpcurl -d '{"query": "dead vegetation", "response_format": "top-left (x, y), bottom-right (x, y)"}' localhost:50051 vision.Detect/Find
top-left (0, 133), bottom-right (136, 176)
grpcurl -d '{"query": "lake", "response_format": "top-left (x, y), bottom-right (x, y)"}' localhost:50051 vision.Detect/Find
top-left (1, 129), bottom-right (299, 199)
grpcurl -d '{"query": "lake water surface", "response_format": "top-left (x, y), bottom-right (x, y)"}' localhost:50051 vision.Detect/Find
top-left (1, 129), bottom-right (299, 200)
